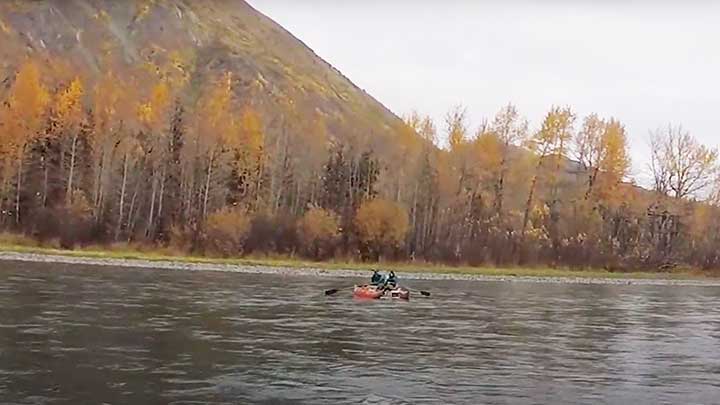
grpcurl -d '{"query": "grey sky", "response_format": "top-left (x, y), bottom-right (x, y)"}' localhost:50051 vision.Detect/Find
top-left (248, 1), bottom-right (720, 184)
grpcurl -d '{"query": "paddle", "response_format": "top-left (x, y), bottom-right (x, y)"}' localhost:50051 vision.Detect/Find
top-left (382, 284), bottom-right (431, 297)
top-left (404, 287), bottom-right (431, 297)
top-left (324, 287), bottom-right (345, 296)
top-left (325, 284), bottom-right (382, 296)
top-left (324, 285), bottom-right (359, 296)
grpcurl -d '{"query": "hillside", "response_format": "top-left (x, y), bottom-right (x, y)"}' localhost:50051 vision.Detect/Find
top-left (0, 0), bottom-right (403, 139)
top-left (1, 1), bottom-right (718, 272)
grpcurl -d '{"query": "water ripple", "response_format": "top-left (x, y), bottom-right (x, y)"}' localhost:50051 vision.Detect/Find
top-left (1, 262), bottom-right (720, 404)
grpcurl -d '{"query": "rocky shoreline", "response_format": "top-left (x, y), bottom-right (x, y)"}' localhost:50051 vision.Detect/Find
top-left (0, 251), bottom-right (719, 287)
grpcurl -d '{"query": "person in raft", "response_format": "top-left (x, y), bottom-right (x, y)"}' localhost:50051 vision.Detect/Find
top-left (370, 270), bottom-right (385, 287)
top-left (386, 271), bottom-right (398, 289)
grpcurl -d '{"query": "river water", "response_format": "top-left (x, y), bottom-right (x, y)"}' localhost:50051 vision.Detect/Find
top-left (1, 261), bottom-right (720, 404)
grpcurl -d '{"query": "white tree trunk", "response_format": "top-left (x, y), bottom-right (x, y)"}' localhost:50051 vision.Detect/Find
top-left (15, 154), bottom-right (23, 226)
top-left (115, 153), bottom-right (129, 241)
top-left (203, 150), bottom-right (215, 219)
top-left (66, 133), bottom-right (79, 205)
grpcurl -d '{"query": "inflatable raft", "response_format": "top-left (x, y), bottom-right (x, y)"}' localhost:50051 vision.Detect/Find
top-left (353, 285), bottom-right (410, 300)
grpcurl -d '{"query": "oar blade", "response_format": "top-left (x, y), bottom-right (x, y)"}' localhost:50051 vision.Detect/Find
top-left (420, 290), bottom-right (431, 297)
top-left (324, 289), bottom-right (340, 296)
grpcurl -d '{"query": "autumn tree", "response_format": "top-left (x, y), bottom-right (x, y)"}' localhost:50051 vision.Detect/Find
top-left (488, 104), bottom-right (528, 221)
top-left (90, 71), bottom-right (137, 225)
top-left (649, 125), bottom-right (718, 199)
top-left (204, 207), bottom-right (251, 257)
top-left (235, 106), bottom-right (264, 206)
top-left (445, 105), bottom-right (469, 151)
top-left (355, 198), bottom-right (409, 261)
top-left (575, 115), bottom-right (631, 202)
top-left (0, 60), bottom-right (50, 225)
top-left (137, 79), bottom-right (172, 238)
top-left (6, 52), bottom-right (720, 272)
top-left (297, 207), bottom-right (339, 259)
top-left (192, 72), bottom-right (242, 220)
top-left (54, 77), bottom-right (86, 206)
top-left (522, 106), bottom-right (575, 237)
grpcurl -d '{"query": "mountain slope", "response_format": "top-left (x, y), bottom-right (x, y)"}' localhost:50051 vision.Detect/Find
top-left (0, 0), bottom-right (403, 140)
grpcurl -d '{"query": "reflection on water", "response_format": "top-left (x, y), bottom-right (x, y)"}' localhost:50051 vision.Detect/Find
top-left (1, 261), bottom-right (720, 404)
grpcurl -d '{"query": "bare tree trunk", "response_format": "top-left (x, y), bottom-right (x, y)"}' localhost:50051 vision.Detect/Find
top-left (156, 166), bottom-right (166, 234)
top-left (0, 173), bottom-right (9, 227)
top-left (42, 156), bottom-right (49, 208)
top-left (184, 157), bottom-right (195, 224)
top-left (522, 174), bottom-right (540, 238)
top-left (145, 170), bottom-right (157, 238)
top-left (410, 181), bottom-right (419, 256)
top-left (15, 149), bottom-right (24, 226)
top-left (115, 153), bottom-right (129, 241)
top-left (495, 152), bottom-right (509, 222)
top-left (127, 178), bottom-right (141, 241)
top-left (202, 150), bottom-right (215, 219)
top-left (93, 155), bottom-right (103, 219)
top-left (585, 167), bottom-right (600, 200)
top-left (254, 161), bottom-right (263, 209)
top-left (66, 133), bottom-right (79, 205)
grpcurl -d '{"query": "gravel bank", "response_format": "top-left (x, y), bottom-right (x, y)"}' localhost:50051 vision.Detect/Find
top-left (0, 251), bottom-right (719, 287)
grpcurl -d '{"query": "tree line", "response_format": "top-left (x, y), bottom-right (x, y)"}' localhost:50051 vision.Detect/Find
top-left (1, 58), bottom-right (720, 271)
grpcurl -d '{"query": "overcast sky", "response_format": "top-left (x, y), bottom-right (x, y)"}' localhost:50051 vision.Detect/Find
top-left (248, 1), bottom-right (720, 184)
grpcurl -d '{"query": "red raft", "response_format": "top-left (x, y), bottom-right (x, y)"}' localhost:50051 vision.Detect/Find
top-left (353, 285), bottom-right (410, 300)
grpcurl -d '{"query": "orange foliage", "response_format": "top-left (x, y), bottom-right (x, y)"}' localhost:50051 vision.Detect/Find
top-left (0, 60), bottom-right (50, 158)
top-left (204, 207), bottom-right (252, 257)
top-left (53, 77), bottom-right (85, 133)
top-left (297, 207), bottom-right (339, 258)
top-left (355, 199), bottom-right (409, 250)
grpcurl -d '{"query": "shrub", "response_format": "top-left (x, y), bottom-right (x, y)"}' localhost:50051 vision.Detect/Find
top-left (245, 212), bottom-right (298, 255)
top-left (203, 207), bottom-right (251, 257)
top-left (354, 199), bottom-right (409, 260)
top-left (297, 207), bottom-right (339, 259)
top-left (58, 191), bottom-right (94, 249)
top-left (31, 191), bottom-right (94, 249)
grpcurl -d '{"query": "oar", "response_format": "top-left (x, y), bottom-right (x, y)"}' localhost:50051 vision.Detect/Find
top-left (405, 287), bottom-right (431, 297)
top-left (324, 285), bottom-right (356, 296)
top-left (382, 283), bottom-right (431, 297)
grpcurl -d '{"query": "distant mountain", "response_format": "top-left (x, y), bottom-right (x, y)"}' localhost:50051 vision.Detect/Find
top-left (0, 0), bottom-right (404, 141)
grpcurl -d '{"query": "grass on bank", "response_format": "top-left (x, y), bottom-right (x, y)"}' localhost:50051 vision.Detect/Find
top-left (0, 233), bottom-right (707, 280)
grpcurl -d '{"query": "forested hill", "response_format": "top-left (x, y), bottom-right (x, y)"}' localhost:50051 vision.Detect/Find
top-left (1, 1), bottom-right (719, 272)
top-left (0, 0), bottom-right (404, 137)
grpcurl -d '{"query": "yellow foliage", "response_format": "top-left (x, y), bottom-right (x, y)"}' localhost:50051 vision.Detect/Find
top-left (0, 60), bottom-right (50, 158)
top-left (491, 104), bottom-right (528, 146)
top-left (204, 207), bottom-right (252, 257)
top-left (93, 71), bottom-right (133, 141)
top-left (240, 106), bottom-right (264, 158)
top-left (473, 131), bottom-right (503, 174)
top-left (576, 115), bottom-right (631, 200)
top-left (355, 199), bottom-right (409, 248)
top-left (195, 72), bottom-right (236, 147)
top-left (600, 119), bottom-right (631, 182)
top-left (297, 208), bottom-right (339, 257)
top-left (533, 106), bottom-right (575, 157)
top-left (54, 77), bottom-right (85, 131)
top-left (138, 80), bottom-right (170, 127)
top-left (446, 106), bottom-right (469, 151)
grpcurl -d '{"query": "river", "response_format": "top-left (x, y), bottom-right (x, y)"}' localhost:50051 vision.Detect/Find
top-left (1, 261), bottom-right (719, 404)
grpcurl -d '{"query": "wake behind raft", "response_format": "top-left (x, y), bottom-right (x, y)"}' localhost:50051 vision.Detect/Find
top-left (324, 271), bottom-right (430, 300)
